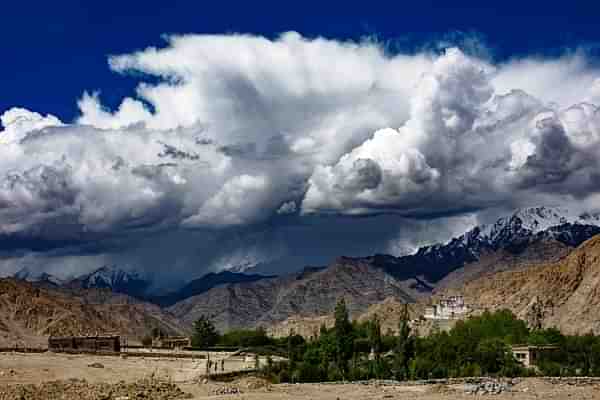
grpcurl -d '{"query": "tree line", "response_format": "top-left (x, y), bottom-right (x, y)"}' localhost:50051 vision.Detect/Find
top-left (190, 299), bottom-right (600, 382)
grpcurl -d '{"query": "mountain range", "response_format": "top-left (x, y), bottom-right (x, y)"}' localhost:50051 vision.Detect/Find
top-left (14, 206), bottom-right (600, 300)
top-left (6, 206), bottom-right (600, 343)
top-left (167, 259), bottom-right (424, 331)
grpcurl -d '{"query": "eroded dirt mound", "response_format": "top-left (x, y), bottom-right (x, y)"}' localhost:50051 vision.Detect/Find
top-left (0, 378), bottom-right (191, 400)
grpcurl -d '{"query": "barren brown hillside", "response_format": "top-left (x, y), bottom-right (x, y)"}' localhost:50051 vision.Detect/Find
top-left (461, 234), bottom-right (600, 334)
top-left (0, 279), bottom-right (188, 347)
top-left (169, 258), bottom-right (422, 332)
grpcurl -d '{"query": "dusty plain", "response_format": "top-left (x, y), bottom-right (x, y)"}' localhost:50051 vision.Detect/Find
top-left (1, 352), bottom-right (600, 399)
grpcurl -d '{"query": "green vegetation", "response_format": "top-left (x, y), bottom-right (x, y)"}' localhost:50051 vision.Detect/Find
top-left (140, 334), bottom-right (153, 348)
top-left (192, 303), bottom-right (600, 383)
top-left (191, 315), bottom-right (219, 347)
top-left (189, 315), bottom-right (291, 353)
top-left (219, 327), bottom-right (271, 347)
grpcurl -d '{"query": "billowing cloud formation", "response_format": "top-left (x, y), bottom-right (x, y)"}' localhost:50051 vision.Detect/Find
top-left (0, 108), bottom-right (63, 144)
top-left (303, 48), bottom-right (600, 215)
top-left (302, 128), bottom-right (440, 213)
top-left (2, 32), bottom-right (600, 282)
top-left (1, 32), bottom-right (433, 240)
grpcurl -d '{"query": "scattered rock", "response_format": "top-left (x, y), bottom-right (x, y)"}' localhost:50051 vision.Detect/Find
top-left (87, 362), bottom-right (105, 368)
top-left (0, 378), bottom-right (191, 400)
top-left (213, 386), bottom-right (242, 395)
top-left (464, 380), bottom-right (511, 395)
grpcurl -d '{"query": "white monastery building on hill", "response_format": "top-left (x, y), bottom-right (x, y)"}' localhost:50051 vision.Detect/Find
top-left (424, 296), bottom-right (469, 320)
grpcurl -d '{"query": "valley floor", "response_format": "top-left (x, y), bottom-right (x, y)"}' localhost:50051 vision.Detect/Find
top-left (1, 352), bottom-right (599, 399)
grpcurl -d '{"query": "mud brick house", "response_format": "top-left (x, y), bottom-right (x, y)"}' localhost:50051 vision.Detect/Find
top-left (48, 335), bottom-right (121, 353)
top-left (153, 336), bottom-right (191, 349)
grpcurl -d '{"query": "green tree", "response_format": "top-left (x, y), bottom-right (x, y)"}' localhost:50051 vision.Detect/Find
top-left (334, 298), bottom-right (354, 379)
top-left (394, 303), bottom-right (414, 380)
top-left (368, 314), bottom-right (383, 356)
top-left (368, 314), bottom-right (383, 378)
top-left (476, 337), bottom-right (508, 374)
top-left (191, 315), bottom-right (219, 348)
top-left (141, 334), bottom-right (153, 348)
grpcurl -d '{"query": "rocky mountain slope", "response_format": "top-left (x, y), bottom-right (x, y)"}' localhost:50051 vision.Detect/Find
top-left (168, 258), bottom-right (423, 332)
top-left (0, 278), bottom-right (188, 347)
top-left (459, 235), bottom-right (600, 335)
top-left (151, 271), bottom-right (272, 307)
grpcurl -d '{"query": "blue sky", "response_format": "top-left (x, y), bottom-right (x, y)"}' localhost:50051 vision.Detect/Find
top-left (3, 1), bottom-right (600, 121)
top-left (2, 1), bottom-right (600, 286)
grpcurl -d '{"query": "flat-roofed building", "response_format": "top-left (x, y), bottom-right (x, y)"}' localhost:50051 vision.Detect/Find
top-left (48, 335), bottom-right (121, 353)
top-left (153, 336), bottom-right (191, 349)
top-left (511, 345), bottom-right (559, 368)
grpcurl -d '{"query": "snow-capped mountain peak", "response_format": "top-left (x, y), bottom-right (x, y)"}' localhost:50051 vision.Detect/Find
top-left (226, 261), bottom-right (260, 273)
top-left (377, 205), bottom-right (600, 285)
top-left (410, 206), bottom-right (600, 265)
top-left (80, 265), bottom-right (146, 289)
top-left (13, 267), bottom-right (64, 286)
top-left (478, 206), bottom-right (600, 246)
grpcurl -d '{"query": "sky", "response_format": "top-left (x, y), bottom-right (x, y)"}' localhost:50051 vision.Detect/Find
top-left (2, 1), bottom-right (600, 288)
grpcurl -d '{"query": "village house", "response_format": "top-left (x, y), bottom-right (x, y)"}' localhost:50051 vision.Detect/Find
top-left (511, 345), bottom-right (559, 369)
top-left (48, 335), bottom-right (121, 353)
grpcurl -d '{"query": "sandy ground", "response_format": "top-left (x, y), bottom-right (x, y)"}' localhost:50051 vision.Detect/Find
top-left (182, 380), bottom-right (600, 400)
top-left (0, 352), bottom-right (257, 384)
top-left (1, 352), bottom-right (600, 399)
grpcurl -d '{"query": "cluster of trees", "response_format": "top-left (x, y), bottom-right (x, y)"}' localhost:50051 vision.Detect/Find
top-left (261, 300), bottom-right (421, 382)
top-left (191, 315), bottom-right (278, 349)
top-left (191, 300), bottom-right (600, 383)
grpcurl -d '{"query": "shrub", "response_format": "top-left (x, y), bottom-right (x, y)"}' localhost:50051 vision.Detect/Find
top-left (141, 335), bottom-right (153, 348)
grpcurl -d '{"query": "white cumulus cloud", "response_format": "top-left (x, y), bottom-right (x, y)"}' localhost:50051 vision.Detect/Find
top-left (2, 33), bottom-right (600, 281)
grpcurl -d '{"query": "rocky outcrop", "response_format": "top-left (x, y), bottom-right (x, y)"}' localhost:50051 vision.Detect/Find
top-left (150, 271), bottom-right (272, 307)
